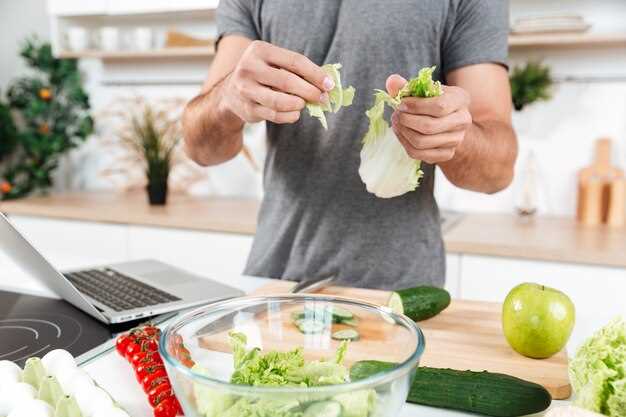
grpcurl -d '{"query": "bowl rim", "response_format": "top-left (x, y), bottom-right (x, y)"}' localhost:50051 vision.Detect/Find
top-left (159, 294), bottom-right (425, 395)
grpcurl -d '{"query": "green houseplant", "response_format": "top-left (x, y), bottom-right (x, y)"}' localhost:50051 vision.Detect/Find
top-left (0, 37), bottom-right (93, 200)
top-left (121, 103), bottom-right (180, 205)
top-left (510, 62), bottom-right (553, 112)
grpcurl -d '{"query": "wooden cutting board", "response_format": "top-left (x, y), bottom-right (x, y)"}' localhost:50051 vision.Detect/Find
top-left (250, 280), bottom-right (572, 399)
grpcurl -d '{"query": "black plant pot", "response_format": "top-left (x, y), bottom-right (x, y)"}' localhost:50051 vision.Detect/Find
top-left (147, 181), bottom-right (168, 206)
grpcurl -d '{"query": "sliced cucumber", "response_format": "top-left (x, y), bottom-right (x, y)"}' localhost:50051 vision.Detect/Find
top-left (291, 311), bottom-right (305, 322)
top-left (303, 401), bottom-right (342, 417)
top-left (332, 329), bottom-right (360, 341)
top-left (340, 317), bottom-right (359, 327)
top-left (387, 292), bottom-right (404, 315)
top-left (297, 319), bottom-right (326, 334)
top-left (331, 307), bottom-right (354, 321)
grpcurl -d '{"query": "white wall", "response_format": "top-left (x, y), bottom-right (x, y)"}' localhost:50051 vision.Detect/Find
top-left (0, 0), bottom-right (50, 88)
top-left (436, 0), bottom-right (626, 216)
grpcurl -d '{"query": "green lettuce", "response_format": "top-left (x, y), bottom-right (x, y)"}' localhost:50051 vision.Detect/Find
top-left (569, 317), bottom-right (626, 416)
top-left (306, 63), bottom-right (355, 130)
top-left (359, 66), bottom-right (442, 199)
top-left (229, 332), bottom-right (349, 387)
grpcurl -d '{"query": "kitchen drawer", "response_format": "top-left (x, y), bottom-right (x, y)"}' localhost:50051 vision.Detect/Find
top-left (460, 255), bottom-right (626, 351)
top-left (6, 215), bottom-right (129, 270)
top-left (127, 225), bottom-right (253, 282)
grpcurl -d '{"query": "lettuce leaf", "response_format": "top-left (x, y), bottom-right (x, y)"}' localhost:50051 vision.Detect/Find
top-left (306, 64), bottom-right (355, 129)
top-left (359, 66), bottom-right (442, 199)
top-left (569, 317), bottom-right (626, 416)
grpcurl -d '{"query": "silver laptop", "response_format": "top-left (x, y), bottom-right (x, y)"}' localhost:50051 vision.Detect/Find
top-left (0, 213), bottom-right (244, 324)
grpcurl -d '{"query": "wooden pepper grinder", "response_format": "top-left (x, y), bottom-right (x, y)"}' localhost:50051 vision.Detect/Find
top-left (577, 138), bottom-right (625, 227)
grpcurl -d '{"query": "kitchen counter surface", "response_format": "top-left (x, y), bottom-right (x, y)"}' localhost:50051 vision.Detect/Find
top-left (2, 192), bottom-right (625, 268)
top-left (1, 268), bottom-right (568, 417)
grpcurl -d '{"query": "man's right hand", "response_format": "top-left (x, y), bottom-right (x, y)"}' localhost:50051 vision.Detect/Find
top-left (219, 41), bottom-right (335, 125)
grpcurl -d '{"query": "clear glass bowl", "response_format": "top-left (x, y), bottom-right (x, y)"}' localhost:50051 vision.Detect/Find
top-left (160, 295), bottom-right (425, 417)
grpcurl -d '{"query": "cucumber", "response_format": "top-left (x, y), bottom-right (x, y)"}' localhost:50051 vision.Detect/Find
top-left (388, 286), bottom-right (450, 321)
top-left (296, 319), bottom-right (326, 334)
top-left (350, 361), bottom-right (552, 417)
top-left (340, 318), bottom-right (359, 327)
top-left (331, 329), bottom-right (360, 341)
top-left (303, 401), bottom-right (342, 417)
top-left (331, 307), bottom-right (354, 322)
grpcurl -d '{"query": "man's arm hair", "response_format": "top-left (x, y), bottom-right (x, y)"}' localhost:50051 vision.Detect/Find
top-left (182, 35), bottom-right (252, 166)
top-left (439, 63), bottom-right (518, 194)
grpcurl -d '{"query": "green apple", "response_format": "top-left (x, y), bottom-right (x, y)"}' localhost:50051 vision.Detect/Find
top-left (502, 283), bottom-right (575, 359)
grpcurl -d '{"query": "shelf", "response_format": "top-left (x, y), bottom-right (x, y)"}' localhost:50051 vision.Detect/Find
top-left (509, 32), bottom-right (626, 48)
top-left (56, 46), bottom-right (215, 60)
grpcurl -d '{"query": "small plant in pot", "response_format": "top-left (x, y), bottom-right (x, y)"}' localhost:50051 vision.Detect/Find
top-left (122, 103), bottom-right (180, 205)
top-left (510, 61), bottom-right (553, 112)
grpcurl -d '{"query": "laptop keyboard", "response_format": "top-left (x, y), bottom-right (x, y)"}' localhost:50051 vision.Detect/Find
top-left (64, 268), bottom-right (181, 312)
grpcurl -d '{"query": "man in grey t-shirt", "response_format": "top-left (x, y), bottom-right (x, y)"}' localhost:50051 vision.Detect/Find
top-left (183, 1), bottom-right (517, 290)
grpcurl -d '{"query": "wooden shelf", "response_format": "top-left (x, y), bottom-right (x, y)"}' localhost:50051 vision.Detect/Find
top-left (509, 32), bottom-right (626, 48)
top-left (57, 46), bottom-right (215, 60)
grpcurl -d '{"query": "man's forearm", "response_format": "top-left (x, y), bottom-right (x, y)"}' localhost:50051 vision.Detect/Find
top-left (182, 77), bottom-right (245, 167)
top-left (439, 120), bottom-right (518, 194)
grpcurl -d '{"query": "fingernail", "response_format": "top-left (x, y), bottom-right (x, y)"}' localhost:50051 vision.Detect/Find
top-left (320, 92), bottom-right (330, 104)
top-left (399, 104), bottom-right (408, 112)
top-left (323, 76), bottom-right (335, 91)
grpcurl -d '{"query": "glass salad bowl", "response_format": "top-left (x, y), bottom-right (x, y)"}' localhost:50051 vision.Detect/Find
top-left (160, 295), bottom-right (425, 417)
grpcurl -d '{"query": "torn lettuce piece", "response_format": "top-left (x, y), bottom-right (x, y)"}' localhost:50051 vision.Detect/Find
top-left (359, 66), bottom-right (442, 199)
top-left (228, 332), bottom-right (350, 387)
top-left (569, 317), bottom-right (626, 416)
top-left (306, 63), bottom-right (355, 129)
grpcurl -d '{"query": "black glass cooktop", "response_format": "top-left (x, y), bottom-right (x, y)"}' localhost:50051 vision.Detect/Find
top-left (0, 290), bottom-right (140, 367)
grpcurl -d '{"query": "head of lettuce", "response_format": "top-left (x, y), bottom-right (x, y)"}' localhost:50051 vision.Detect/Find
top-left (569, 317), bottom-right (626, 416)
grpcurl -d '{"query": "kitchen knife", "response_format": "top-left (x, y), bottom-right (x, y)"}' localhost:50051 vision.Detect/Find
top-left (193, 274), bottom-right (337, 338)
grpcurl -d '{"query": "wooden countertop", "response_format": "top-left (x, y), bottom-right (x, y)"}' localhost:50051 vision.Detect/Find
top-left (2, 193), bottom-right (625, 268)
top-left (0, 192), bottom-right (259, 235)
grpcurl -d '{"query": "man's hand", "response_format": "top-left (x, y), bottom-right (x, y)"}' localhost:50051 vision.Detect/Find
top-left (386, 74), bottom-right (473, 165)
top-left (220, 40), bottom-right (335, 125)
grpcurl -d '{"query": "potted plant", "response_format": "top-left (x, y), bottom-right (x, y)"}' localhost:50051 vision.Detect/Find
top-left (121, 103), bottom-right (180, 205)
top-left (510, 61), bottom-right (553, 112)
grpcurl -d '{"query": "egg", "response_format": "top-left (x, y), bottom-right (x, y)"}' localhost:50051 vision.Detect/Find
top-left (7, 399), bottom-right (53, 417)
top-left (74, 385), bottom-right (113, 417)
top-left (58, 368), bottom-right (94, 396)
top-left (0, 361), bottom-right (22, 391)
top-left (41, 350), bottom-right (77, 379)
top-left (0, 382), bottom-right (37, 415)
top-left (92, 405), bottom-right (131, 417)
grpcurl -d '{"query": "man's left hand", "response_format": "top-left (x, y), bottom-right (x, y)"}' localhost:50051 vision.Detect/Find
top-left (386, 74), bottom-right (473, 164)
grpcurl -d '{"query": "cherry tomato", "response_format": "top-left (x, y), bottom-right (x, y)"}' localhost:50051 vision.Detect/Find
top-left (148, 382), bottom-right (173, 407)
top-left (154, 397), bottom-right (178, 417)
top-left (142, 325), bottom-right (161, 338)
top-left (136, 363), bottom-right (165, 383)
top-left (125, 340), bottom-right (143, 360)
top-left (172, 396), bottom-right (183, 414)
top-left (131, 351), bottom-right (163, 369)
top-left (116, 334), bottom-right (132, 357)
top-left (142, 369), bottom-right (168, 393)
top-left (143, 375), bottom-right (169, 393)
top-left (141, 338), bottom-right (159, 353)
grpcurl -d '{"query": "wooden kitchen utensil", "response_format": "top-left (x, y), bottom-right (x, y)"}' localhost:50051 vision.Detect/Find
top-left (199, 281), bottom-right (572, 400)
top-left (165, 30), bottom-right (215, 48)
top-left (606, 178), bottom-right (625, 227)
top-left (577, 138), bottom-right (625, 225)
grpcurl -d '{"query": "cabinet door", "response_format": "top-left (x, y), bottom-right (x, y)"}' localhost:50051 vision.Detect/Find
top-left (47, 0), bottom-right (108, 15)
top-left (444, 254), bottom-right (461, 297)
top-left (127, 225), bottom-right (253, 281)
top-left (6, 215), bottom-right (129, 270)
top-left (460, 255), bottom-right (626, 351)
top-left (106, 0), bottom-right (217, 14)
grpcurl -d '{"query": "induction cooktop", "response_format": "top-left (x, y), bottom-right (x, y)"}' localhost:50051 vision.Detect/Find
top-left (0, 290), bottom-right (141, 367)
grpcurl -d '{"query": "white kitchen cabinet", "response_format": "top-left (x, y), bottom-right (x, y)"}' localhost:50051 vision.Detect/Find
top-left (47, 0), bottom-right (109, 16)
top-left (127, 225), bottom-right (253, 280)
top-left (459, 254), bottom-right (626, 351)
top-left (6, 215), bottom-right (129, 270)
top-left (444, 254), bottom-right (461, 297)
top-left (107, 0), bottom-right (218, 15)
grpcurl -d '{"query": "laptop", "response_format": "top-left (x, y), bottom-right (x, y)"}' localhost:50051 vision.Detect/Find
top-left (0, 213), bottom-right (245, 324)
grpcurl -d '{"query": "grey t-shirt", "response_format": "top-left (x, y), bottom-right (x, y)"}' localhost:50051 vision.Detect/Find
top-left (217, 0), bottom-right (508, 290)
